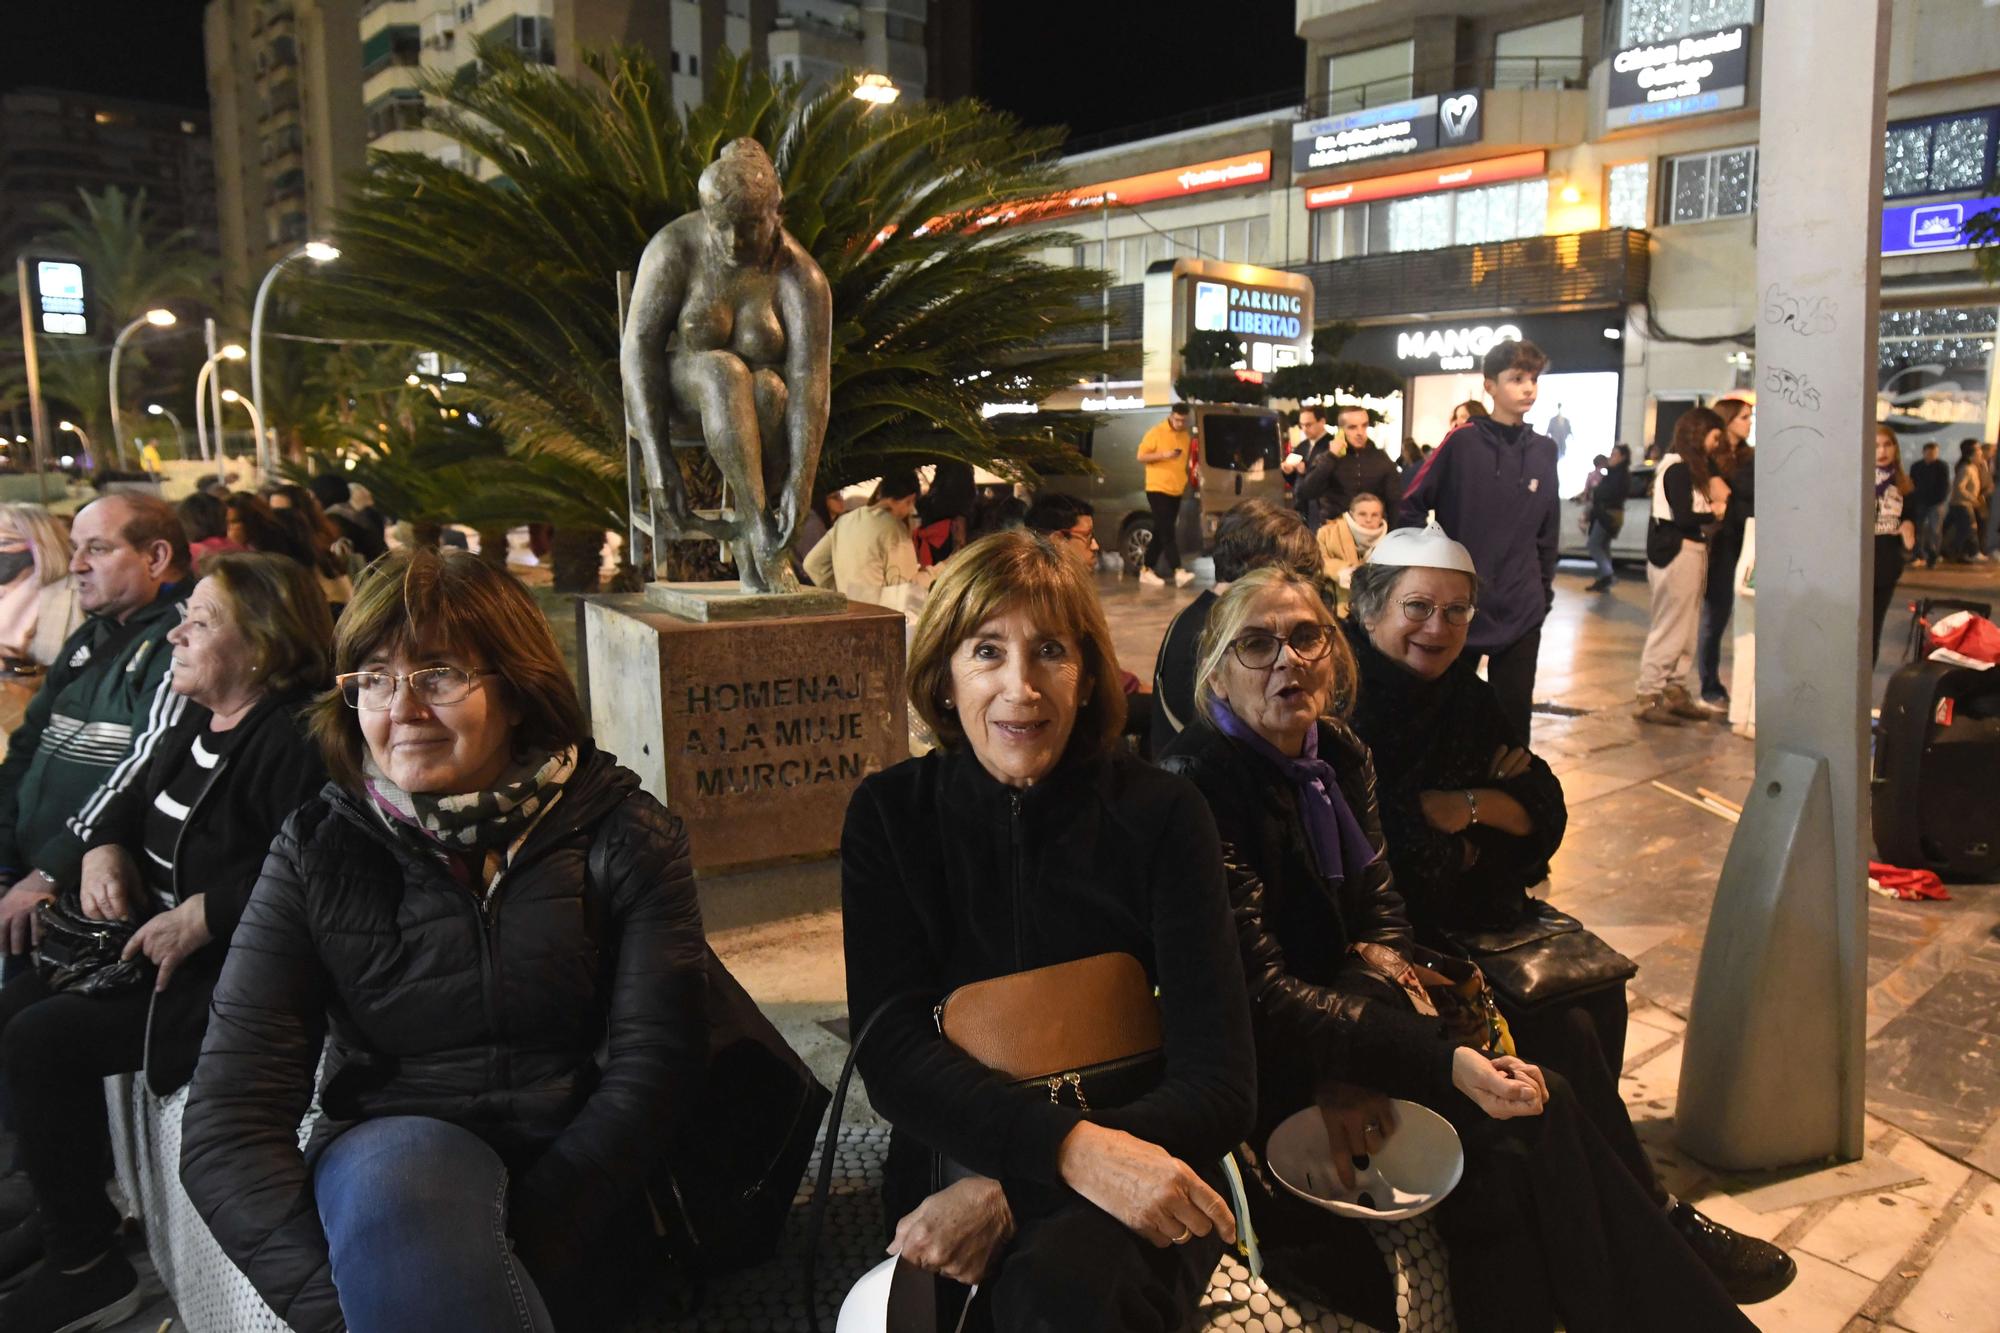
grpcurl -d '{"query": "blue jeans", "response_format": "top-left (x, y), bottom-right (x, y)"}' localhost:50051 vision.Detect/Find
top-left (315, 1117), bottom-right (555, 1333)
top-left (1915, 503), bottom-right (1945, 563)
top-left (1586, 517), bottom-right (1617, 582)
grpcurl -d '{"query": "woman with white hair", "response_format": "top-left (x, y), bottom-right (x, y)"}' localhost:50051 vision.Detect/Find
top-left (1160, 564), bottom-right (1764, 1330)
top-left (1342, 522), bottom-right (1795, 1306)
top-left (0, 505), bottom-right (80, 671)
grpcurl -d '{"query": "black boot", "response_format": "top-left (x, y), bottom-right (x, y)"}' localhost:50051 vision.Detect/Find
top-left (0, 1215), bottom-right (40, 1292)
top-left (1667, 1201), bottom-right (1797, 1304)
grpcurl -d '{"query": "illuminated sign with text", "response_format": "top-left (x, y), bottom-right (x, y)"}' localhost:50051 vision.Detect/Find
top-left (1302, 151), bottom-right (1547, 210)
top-left (1607, 25), bottom-right (1752, 129)
top-left (31, 260), bottom-right (89, 337)
top-left (1881, 195), bottom-right (2000, 257)
top-left (1291, 91), bottom-right (1484, 174)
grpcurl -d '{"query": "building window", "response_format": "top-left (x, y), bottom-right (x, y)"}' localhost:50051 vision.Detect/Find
top-left (1342, 179), bottom-right (1549, 256)
top-left (1883, 109), bottom-right (1997, 199)
top-left (1324, 40), bottom-right (1414, 115)
top-left (1493, 15), bottom-right (1585, 90)
top-left (1664, 146), bottom-right (1757, 223)
top-left (1619, 0), bottom-right (1756, 46)
top-left (1608, 162), bottom-right (1651, 229)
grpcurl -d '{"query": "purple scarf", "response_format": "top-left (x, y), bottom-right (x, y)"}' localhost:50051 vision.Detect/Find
top-left (1212, 701), bottom-right (1378, 887)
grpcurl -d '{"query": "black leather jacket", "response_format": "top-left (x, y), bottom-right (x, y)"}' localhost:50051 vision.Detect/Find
top-left (1159, 717), bottom-right (1459, 1139)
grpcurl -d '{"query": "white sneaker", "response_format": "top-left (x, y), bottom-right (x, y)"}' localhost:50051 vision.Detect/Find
top-left (1138, 568), bottom-right (1166, 588)
top-left (1172, 569), bottom-right (1195, 587)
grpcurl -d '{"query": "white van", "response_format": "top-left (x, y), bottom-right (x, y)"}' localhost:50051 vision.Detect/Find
top-left (1035, 404), bottom-right (1290, 571)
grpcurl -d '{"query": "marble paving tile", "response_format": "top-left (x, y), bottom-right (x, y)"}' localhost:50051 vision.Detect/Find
top-left (1590, 923), bottom-right (1679, 961)
top-left (1794, 1183), bottom-right (1946, 1282)
top-left (1869, 1013), bottom-right (2000, 1117)
top-left (1748, 1250), bottom-right (1887, 1333)
top-left (1890, 1179), bottom-right (2000, 1333)
top-left (1882, 1131), bottom-right (1972, 1211)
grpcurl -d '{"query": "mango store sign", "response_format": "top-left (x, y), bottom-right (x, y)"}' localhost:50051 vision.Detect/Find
top-left (1396, 323), bottom-right (1523, 372)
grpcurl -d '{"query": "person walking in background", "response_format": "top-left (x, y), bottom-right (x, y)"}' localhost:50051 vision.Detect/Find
top-left (1136, 402), bottom-right (1196, 587)
top-left (1448, 399), bottom-right (1489, 435)
top-left (1585, 445), bottom-right (1632, 592)
top-left (1325, 405), bottom-right (1403, 521)
top-left (1872, 425), bottom-right (1918, 665)
top-left (1697, 399), bottom-right (1754, 709)
top-left (1946, 440), bottom-right (1985, 562)
top-left (1635, 409), bottom-right (1728, 726)
top-left (1908, 440), bottom-right (1950, 568)
top-left (1400, 341), bottom-right (1560, 745)
top-left (1281, 405), bottom-right (1340, 528)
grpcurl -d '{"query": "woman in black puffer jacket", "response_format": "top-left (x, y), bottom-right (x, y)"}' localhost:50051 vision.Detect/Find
top-left (179, 548), bottom-right (708, 1333)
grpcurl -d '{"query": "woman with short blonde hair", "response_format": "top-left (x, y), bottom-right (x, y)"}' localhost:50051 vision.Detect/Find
top-left (843, 529), bottom-right (1252, 1329)
top-left (0, 503), bottom-right (78, 668)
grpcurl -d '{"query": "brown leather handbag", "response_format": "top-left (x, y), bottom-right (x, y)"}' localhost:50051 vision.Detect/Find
top-left (936, 951), bottom-right (1163, 1110)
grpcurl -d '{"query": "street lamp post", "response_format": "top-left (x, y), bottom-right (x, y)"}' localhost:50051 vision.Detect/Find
top-left (194, 343), bottom-right (247, 463)
top-left (250, 241), bottom-right (339, 465)
top-left (57, 419), bottom-right (93, 470)
top-left (145, 403), bottom-right (185, 459)
top-left (108, 308), bottom-right (177, 466)
top-left (219, 389), bottom-right (267, 477)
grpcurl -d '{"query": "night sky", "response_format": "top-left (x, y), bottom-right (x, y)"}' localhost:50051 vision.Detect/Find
top-left (2, 0), bottom-right (1305, 144)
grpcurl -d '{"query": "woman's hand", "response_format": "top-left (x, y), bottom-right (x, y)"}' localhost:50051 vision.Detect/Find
top-left (0, 871), bottom-right (57, 954)
top-left (1488, 745), bottom-right (1532, 781)
top-left (122, 894), bottom-right (211, 992)
top-left (1419, 789), bottom-right (1475, 834)
top-left (1315, 1081), bottom-right (1398, 1191)
top-left (888, 1175), bottom-right (1015, 1285)
top-left (1057, 1122), bottom-right (1237, 1249)
top-left (1452, 1047), bottom-right (1547, 1120)
top-left (80, 846), bottom-right (141, 922)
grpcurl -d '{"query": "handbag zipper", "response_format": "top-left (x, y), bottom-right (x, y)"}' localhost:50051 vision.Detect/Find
top-left (1009, 791), bottom-right (1025, 970)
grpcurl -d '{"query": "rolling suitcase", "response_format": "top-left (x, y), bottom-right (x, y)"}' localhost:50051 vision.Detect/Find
top-left (1872, 658), bottom-right (2000, 879)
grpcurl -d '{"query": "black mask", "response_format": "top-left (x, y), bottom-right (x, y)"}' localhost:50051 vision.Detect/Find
top-left (0, 552), bottom-right (34, 586)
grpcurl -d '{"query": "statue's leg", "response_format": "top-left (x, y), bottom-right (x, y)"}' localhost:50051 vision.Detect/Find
top-left (672, 351), bottom-right (769, 518)
top-left (752, 370), bottom-right (791, 544)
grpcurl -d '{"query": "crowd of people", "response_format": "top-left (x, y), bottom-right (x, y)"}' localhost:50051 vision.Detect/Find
top-left (2, 335), bottom-right (1970, 1332)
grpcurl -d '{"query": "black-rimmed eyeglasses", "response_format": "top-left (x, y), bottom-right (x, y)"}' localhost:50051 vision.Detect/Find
top-left (1228, 624), bottom-right (1334, 670)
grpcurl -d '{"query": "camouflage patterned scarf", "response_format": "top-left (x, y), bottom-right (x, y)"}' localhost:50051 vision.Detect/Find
top-left (364, 745), bottom-right (578, 852)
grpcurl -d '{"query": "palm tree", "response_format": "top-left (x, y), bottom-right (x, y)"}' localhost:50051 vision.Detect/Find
top-left (306, 44), bottom-right (1117, 570)
top-left (1, 187), bottom-right (212, 460)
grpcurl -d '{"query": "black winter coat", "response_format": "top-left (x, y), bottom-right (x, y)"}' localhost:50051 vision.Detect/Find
top-left (179, 745), bottom-right (708, 1333)
top-left (1158, 717), bottom-right (1459, 1137)
top-left (74, 689), bottom-right (326, 1094)
top-left (1344, 619), bottom-right (1568, 938)
top-left (841, 746), bottom-right (1254, 1222)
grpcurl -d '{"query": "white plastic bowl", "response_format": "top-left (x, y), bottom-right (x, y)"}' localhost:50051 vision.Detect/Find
top-left (1265, 1099), bottom-right (1465, 1220)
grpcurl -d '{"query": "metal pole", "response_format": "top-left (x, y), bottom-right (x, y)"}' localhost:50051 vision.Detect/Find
top-left (150, 407), bottom-right (184, 456)
top-left (250, 249), bottom-right (299, 468)
top-left (205, 317), bottom-right (223, 469)
top-left (108, 315), bottom-right (144, 467)
top-left (1676, 0), bottom-right (1889, 1169)
top-left (14, 258), bottom-right (50, 506)
top-left (195, 359), bottom-right (213, 463)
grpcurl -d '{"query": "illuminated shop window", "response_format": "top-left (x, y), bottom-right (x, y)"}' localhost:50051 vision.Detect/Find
top-left (1883, 109), bottom-right (1996, 199)
top-left (1664, 146), bottom-right (1757, 224)
top-left (1608, 162), bottom-right (1651, 229)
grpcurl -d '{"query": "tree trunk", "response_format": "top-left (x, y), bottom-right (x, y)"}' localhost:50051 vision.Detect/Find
top-left (550, 526), bottom-right (605, 593)
top-left (475, 524), bottom-right (511, 572)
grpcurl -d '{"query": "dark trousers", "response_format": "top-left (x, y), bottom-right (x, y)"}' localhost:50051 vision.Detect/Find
top-left (1872, 533), bottom-right (1905, 665)
top-left (969, 1196), bottom-right (1222, 1333)
top-left (1501, 987), bottom-right (1664, 1207)
top-left (0, 971), bottom-right (147, 1268)
top-left (1697, 528), bottom-right (1741, 696)
top-left (1144, 491), bottom-right (1182, 578)
top-left (1482, 629), bottom-right (1541, 747)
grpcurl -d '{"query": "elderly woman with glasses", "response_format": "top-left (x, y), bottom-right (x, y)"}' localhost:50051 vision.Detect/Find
top-left (1159, 566), bottom-right (1760, 1332)
top-left (842, 529), bottom-right (1252, 1332)
top-left (1341, 524), bottom-right (1794, 1306)
top-left (0, 554), bottom-right (331, 1333)
top-left (179, 548), bottom-right (708, 1333)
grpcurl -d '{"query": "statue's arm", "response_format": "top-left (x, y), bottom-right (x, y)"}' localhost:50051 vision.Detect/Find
top-left (776, 248), bottom-right (834, 539)
top-left (621, 227), bottom-right (690, 490)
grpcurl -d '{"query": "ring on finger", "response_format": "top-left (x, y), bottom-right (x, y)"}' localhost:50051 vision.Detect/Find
top-left (1171, 1228), bottom-right (1192, 1245)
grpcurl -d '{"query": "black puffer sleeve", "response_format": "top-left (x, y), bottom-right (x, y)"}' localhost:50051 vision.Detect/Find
top-left (508, 792), bottom-right (709, 1274)
top-left (179, 810), bottom-right (344, 1333)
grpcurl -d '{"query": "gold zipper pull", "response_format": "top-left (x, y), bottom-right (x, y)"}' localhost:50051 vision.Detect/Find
top-left (1066, 1071), bottom-right (1089, 1112)
top-left (1046, 1075), bottom-right (1064, 1103)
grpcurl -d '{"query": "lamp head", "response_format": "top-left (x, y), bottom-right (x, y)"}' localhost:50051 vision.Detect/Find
top-left (853, 74), bottom-right (901, 105)
top-left (304, 241), bottom-right (341, 263)
top-left (147, 404), bottom-right (165, 416)
top-left (144, 308), bottom-right (176, 327)
top-left (221, 389), bottom-right (243, 404)
top-left (58, 420), bottom-right (77, 433)
top-left (219, 344), bottom-right (247, 361)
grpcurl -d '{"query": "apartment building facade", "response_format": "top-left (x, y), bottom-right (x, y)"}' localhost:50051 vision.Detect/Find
top-left (1023, 0), bottom-right (2000, 490)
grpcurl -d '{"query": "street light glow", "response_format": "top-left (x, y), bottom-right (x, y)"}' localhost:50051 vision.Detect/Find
top-left (221, 389), bottom-right (243, 404)
top-left (144, 308), bottom-right (177, 327)
top-left (147, 403), bottom-right (166, 415)
top-left (58, 420), bottom-right (78, 432)
top-left (220, 343), bottom-right (247, 360)
top-left (304, 241), bottom-right (341, 263)
top-left (853, 74), bottom-right (901, 105)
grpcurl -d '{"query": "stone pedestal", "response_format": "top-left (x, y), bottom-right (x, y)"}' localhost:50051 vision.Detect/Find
top-left (581, 594), bottom-right (907, 873)
top-left (643, 580), bottom-right (846, 622)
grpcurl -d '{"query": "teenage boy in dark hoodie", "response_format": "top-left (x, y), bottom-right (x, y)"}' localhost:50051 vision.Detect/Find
top-left (1398, 339), bottom-right (1560, 745)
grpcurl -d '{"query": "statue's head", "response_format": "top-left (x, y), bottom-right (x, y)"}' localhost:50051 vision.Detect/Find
top-left (699, 138), bottom-right (783, 265)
